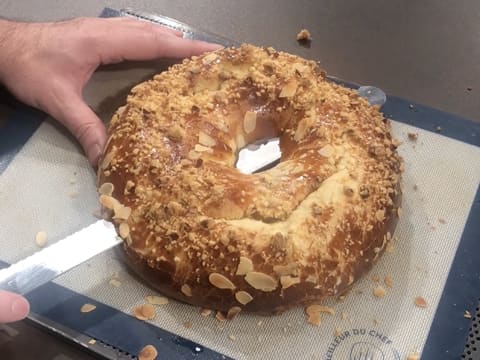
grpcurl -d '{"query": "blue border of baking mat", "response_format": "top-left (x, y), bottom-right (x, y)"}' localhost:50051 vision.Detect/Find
top-left (0, 7), bottom-right (479, 359)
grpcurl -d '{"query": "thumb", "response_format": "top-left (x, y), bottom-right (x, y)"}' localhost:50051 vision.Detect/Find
top-left (0, 291), bottom-right (30, 323)
top-left (46, 93), bottom-right (107, 166)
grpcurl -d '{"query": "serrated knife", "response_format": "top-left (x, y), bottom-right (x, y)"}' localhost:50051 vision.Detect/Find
top-left (0, 220), bottom-right (121, 295)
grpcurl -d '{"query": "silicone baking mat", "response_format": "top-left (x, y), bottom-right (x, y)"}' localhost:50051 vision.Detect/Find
top-left (1, 8), bottom-right (480, 360)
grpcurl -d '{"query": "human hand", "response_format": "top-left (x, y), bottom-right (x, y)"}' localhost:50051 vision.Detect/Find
top-left (0, 17), bottom-right (221, 165)
top-left (0, 291), bottom-right (29, 323)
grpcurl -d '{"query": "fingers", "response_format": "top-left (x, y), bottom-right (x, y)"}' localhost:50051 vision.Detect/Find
top-left (93, 19), bottom-right (223, 64)
top-left (103, 17), bottom-right (184, 38)
top-left (45, 91), bottom-right (107, 166)
top-left (0, 291), bottom-right (30, 323)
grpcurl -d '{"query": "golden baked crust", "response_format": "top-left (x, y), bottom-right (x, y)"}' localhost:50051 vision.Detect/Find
top-left (97, 44), bottom-right (402, 314)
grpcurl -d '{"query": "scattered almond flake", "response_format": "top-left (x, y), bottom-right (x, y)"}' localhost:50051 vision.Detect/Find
top-left (202, 52), bottom-right (218, 65)
top-left (98, 182), bottom-right (114, 196)
top-left (200, 308), bottom-right (212, 317)
top-left (307, 312), bottom-right (322, 326)
top-left (101, 151), bottom-right (114, 170)
top-left (305, 305), bottom-right (335, 326)
top-left (244, 271), bottom-right (278, 292)
top-left (215, 311), bottom-right (227, 322)
top-left (209, 273), bottom-right (236, 290)
top-left (69, 178), bottom-right (76, 184)
top-left (226, 306), bottom-right (242, 320)
top-left (373, 318), bottom-right (380, 326)
top-left (141, 304), bottom-right (156, 319)
top-left (371, 275), bottom-right (380, 283)
top-left (88, 339), bottom-right (96, 345)
top-left (35, 230), bottom-right (48, 247)
top-left (257, 320), bottom-right (263, 326)
top-left (464, 310), bottom-right (472, 319)
top-left (296, 29), bottom-right (312, 42)
top-left (384, 276), bottom-right (394, 288)
top-left (279, 79), bottom-right (298, 98)
top-left (119, 222), bottom-right (130, 239)
top-left (113, 205), bottom-right (131, 221)
top-left (236, 133), bottom-right (246, 149)
top-left (198, 131), bottom-right (216, 147)
top-left (407, 132), bottom-right (418, 141)
top-left (406, 351), bottom-right (420, 360)
top-left (236, 256), bottom-right (254, 275)
top-left (99, 194), bottom-right (119, 210)
top-left (414, 296), bottom-right (428, 308)
top-left (280, 275), bottom-right (301, 289)
top-left (183, 321), bottom-right (193, 329)
top-left (397, 207), bottom-right (403, 218)
top-left (194, 144), bottom-right (213, 153)
top-left (243, 111), bottom-right (257, 134)
top-left (438, 217), bottom-right (446, 224)
top-left (235, 290), bottom-right (253, 305)
top-left (341, 312), bottom-right (349, 321)
top-left (228, 334), bottom-right (236, 341)
top-left (138, 344), bottom-right (158, 360)
top-left (385, 243), bottom-right (394, 253)
top-left (133, 304), bottom-right (156, 321)
top-left (80, 303), bottom-right (96, 313)
top-left (373, 285), bottom-right (386, 298)
top-left (334, 327), bottom-right (342, 337)
top-left (181, 284), bottom-right (193, 297)
top-left (132, 307), bottom-right (148, 321)
top-left (146, 295), bottom-right (169, 306)
top-left (109, 278), bottom-right (122, 288)
top-left (375, 209), bottom-right (385, 222)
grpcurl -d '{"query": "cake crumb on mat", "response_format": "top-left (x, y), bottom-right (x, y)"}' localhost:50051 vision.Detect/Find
top-left (296, 29), bottom-right (312, 42)
top-left (35, 230), bottom-right (47, 247)
top-left (80, 303), bottom-right (96, 313)
top-left (414, 296), bottom-right (427, 308)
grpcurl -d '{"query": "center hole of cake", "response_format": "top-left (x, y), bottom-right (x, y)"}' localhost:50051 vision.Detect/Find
top-left (236, 137), bottom-right (281, 174)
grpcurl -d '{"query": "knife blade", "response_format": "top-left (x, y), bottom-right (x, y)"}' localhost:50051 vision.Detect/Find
top-left (119, 8), bottom-right (240, 48)
top-left (0, 220), bottom-right (121, 295)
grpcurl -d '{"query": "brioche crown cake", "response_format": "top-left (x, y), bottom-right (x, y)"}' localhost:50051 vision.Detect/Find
top-left (97, 44), bottom-right (402, 314)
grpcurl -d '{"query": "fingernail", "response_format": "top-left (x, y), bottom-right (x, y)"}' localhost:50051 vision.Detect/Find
top-left (88, 144), bottom-right (103, 167)
top-left (11, 298), bottom-right (29, 318)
